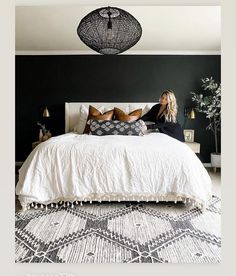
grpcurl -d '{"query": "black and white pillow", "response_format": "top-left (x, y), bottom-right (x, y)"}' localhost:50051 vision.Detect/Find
top-left (89, 119), bottom-right (147, 136)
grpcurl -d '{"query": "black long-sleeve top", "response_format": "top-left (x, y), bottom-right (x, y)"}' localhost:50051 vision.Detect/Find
top-left (141, 104), bottom-right (185, 142)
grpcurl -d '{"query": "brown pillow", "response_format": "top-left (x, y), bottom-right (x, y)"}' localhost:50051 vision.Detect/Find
top-left (114, 107), bottom-right (142, 122)
top-left (83, 105), bottom-right (114, 134)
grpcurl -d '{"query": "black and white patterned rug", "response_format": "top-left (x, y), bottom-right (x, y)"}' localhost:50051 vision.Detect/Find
top-left (15, 196), bottom-right (221, 263)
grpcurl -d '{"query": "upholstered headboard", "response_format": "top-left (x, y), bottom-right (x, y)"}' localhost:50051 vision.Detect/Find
top-left (65, 102), bottom-right (157, 133)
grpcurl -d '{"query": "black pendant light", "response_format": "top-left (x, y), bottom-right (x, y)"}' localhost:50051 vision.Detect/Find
top-left (77, 6), bottom-right (142, 55)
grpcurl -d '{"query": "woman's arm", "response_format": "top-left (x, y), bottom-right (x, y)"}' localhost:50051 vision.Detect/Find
top-left (140, 104), bottom-right (159, 122)
top-left (147, 121), bottom-right (185, 142)
top-left (147, 121), bottom-right (175, 129)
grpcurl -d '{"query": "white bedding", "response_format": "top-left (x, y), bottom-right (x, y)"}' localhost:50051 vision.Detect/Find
top-left (16, 132), bottom-right (212, 211)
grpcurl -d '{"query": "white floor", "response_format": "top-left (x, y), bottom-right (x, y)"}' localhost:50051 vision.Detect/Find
top-left (207, 167), bottom-right (221, 197)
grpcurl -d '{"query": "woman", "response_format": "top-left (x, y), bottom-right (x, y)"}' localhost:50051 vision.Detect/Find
top-left (141, 90), bottom-right (185, 142)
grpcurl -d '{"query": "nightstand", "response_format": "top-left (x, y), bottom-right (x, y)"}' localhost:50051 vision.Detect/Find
top-left (185, 142), bottom-right (200, 153)
top-left (32, 141), bottom-right (41, 150)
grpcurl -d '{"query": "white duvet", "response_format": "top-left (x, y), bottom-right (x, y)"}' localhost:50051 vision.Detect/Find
top-left (16, 132), bottom-right (212, 211)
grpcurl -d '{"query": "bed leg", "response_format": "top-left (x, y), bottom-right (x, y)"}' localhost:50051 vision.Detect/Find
top-left (20, 204), bottom-right (27, 213)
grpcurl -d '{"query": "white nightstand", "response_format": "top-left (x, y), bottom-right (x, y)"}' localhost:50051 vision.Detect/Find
top-left (185, 142), bottom-right (200, 153)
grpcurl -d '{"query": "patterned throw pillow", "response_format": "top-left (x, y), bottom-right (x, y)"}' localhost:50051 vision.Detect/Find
top-left (83, 105), bottom-right (114, 134)
top-left (76, 104), bottom-right (105, 134)
top-left (89, 119), bottom-right (147, 136)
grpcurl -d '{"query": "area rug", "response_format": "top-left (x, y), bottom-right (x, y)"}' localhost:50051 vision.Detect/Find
top-left (15, 196), bottom-right (221, 263)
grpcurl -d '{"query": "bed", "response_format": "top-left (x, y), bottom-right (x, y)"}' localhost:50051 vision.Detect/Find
top-left (16, 102), bottom-right (212, 212)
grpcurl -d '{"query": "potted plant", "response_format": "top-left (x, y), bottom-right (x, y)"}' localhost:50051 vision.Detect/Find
top-left (190, 77), bottom-right (221, 168)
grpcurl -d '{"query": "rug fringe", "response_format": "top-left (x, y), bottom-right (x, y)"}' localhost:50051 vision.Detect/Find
top-left (19, 193), bottom-right (208, 213)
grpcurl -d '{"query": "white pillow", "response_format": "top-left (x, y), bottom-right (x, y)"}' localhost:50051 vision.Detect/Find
top-left (75, 105), bottom-right (105, 134)
top-left (141, 104), bottom-right (152, 116)
top-left (103, 106), bottom-right (129, 113)
top-left (129, 104), bottom-right (152, 116)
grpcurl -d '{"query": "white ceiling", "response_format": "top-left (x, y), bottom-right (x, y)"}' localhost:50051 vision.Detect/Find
top-left (15, 0), bottom-right (221, 6)
top-left (15, 5), bottom-right (221, 53)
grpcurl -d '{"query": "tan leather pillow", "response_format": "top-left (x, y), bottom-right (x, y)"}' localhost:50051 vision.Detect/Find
top-left (83, 105), bottom-right (114, 134)
top-left (114, 107), bottom-right (142, 122)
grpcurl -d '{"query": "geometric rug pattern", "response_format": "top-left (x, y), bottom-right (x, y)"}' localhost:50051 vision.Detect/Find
top-left (15, 196), bottom-right (221, 263)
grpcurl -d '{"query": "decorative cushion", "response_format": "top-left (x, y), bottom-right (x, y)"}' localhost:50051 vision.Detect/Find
top-left (83, 105), bottom-right (114, 134)
top-left (129, 104), bottom-right (152, 116)
top-left (104, 105), bottom-right (130, 114)
top-left (89, 119), bottom-right (147, 136)
top-left (76, 104), bottom-right (105, 134)
top-left (113, 107), bottom-right (142, 122)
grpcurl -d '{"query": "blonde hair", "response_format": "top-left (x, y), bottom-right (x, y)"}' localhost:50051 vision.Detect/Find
top-left (160, 90), bottom-right (178, 122)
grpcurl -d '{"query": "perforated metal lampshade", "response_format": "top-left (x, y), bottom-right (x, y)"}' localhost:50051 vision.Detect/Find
top-left (77, 6), bottom-right (142, 55)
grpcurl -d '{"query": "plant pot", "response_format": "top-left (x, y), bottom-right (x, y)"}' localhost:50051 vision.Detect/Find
top-left (211, 153), bottom-right (221, 168)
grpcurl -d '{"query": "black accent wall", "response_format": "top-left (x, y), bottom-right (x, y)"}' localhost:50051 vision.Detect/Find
top-left (16, 55), bottom-right (221, 162)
